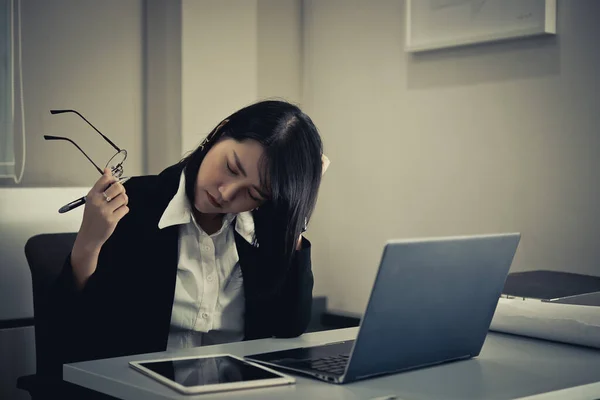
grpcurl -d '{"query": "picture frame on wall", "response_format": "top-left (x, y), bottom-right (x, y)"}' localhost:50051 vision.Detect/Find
top-left (405, 0), bottom-right (557, 53)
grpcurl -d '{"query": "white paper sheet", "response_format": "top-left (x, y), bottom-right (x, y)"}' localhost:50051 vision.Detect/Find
top-left (490, 297), bottom-right (600, 349)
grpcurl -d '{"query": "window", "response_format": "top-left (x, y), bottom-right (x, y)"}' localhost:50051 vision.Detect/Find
top-left (0, 0), bottom-right (22, 183)
top-left (0, 0), bottom-right (14, 180)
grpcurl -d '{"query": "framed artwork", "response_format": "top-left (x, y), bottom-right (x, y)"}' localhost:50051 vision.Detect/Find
top-left (405, 0), bottom-right (557, 53)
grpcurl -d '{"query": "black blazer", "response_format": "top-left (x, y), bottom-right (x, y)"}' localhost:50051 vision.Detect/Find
top-left (48, 163), bottom-right (314, 374)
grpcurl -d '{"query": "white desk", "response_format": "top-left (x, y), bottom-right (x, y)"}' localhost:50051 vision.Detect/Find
top-left (64, 328), bottom-right (600, 400)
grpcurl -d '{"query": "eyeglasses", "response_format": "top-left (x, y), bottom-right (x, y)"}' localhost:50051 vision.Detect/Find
top-left (44, 109), bottom-right (127, 178)
top-left (44, 109), bottom-right (129, 213)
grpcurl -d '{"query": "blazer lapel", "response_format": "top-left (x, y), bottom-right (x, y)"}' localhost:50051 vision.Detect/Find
top-left (134, 165), bottom-right (185, 350)
top-left (234, 231), bottom-right (262, 299)
top-left (148, 224), bottom-right (180, 350)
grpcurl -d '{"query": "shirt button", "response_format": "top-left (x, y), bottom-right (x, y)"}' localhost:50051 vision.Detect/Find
top-left (206, 275), bottom-right (214, 282)
top-left (202, 312), bottom-right (209, 319)
top-left (203, 245), bottom-right (210, 251)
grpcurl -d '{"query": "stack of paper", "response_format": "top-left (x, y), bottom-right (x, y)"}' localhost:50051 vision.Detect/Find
top-left (490, 297), bottom-right (600, 349)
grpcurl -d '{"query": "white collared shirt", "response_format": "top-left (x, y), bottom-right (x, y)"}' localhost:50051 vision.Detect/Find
top-left (158, 172), bottom-right (256, 349)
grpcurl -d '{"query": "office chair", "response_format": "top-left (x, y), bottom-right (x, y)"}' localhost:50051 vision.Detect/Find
top-left (16, 233), bottom-right (115, 399)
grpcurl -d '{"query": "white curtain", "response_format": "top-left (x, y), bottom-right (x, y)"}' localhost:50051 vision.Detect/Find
top-left (0, 0), bottom-right (14, 179)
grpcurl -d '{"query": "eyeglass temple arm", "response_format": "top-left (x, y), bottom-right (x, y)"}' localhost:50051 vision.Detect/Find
top-left (50, 109), bottom-right (121, 152)
top-left (44, 135), bottom-right (104, 174)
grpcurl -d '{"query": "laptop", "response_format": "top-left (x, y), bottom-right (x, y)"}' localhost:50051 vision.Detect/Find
top-left (245, 233), bottom-right (521, 384)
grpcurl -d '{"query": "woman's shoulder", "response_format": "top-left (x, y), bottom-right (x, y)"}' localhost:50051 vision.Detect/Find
top-left (122, 163), bottom-right (185, 216)
top-left (125, 163), bottom-right (183, 194)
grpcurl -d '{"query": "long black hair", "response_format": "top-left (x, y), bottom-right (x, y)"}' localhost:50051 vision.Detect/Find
top-left (179, 100), bottom-right (323, 269)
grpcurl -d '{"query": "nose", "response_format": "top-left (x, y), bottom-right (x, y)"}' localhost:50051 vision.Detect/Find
top-left (218, 182), bottom-right (238, 203)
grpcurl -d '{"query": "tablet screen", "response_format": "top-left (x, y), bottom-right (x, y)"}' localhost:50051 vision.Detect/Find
top-left (137, 355), bottom-right (282, 387)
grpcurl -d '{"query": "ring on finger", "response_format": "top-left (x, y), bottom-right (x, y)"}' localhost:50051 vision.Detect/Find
top-left (102, 192), bottom-right (111, 202)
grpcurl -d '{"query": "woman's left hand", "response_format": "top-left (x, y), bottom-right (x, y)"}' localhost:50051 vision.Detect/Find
top-left (321, 154), bottom-right (330, 175)
top-left (296, 154), bottom-right (330, 250)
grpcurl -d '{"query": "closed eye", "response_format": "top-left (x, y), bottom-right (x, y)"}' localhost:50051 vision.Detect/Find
top-left (226, 161), bottom-right (238, 175)
top-left (227, 157), bottom-right (267, 202)
top-left (248, 190), bottom-right (261, 202)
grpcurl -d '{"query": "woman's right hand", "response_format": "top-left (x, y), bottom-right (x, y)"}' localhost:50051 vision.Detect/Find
top-left (71, 169), bottom-right (129, 289)
top-left (74, 168), bottom-right (130, 253)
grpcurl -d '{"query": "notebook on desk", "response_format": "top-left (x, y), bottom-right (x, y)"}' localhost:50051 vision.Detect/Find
top-left (502, 270), bottom-right (600, 306)
top-left (246, 233), bottom-right (521, 384)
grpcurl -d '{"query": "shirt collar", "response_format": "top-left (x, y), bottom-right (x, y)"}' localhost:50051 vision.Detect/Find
top-left (158, 172), bottom-right (256, 244)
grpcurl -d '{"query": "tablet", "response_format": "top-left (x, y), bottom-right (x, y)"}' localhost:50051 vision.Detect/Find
top-left (129, 354), bottom-right (295, 395)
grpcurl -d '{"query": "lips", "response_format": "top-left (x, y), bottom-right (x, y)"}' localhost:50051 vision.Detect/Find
top-left (207, 192), bottom-right (222, 208)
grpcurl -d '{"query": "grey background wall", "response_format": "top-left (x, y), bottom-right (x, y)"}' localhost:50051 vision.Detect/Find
top-left (144, 0), bottom-right (182, 175)
top-left (303, 0), bottom-right (600, 314)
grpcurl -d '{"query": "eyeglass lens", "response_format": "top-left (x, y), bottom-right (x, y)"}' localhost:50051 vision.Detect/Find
top-left (106, 149), bottom-right (127, 179)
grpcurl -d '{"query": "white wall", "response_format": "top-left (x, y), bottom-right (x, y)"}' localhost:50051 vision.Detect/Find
top-left (0, 326), bottom-right (34, 400)
top-left (303, 0), bottom-right (600, 314)
top-left (181, 0), bottom-right (259, 154)
top-left (181, 0), bottom-right (302, 155)
top-left (0, 0), bottom-right (143, 187)
top-left (257, 0), bottom-right (302, 103)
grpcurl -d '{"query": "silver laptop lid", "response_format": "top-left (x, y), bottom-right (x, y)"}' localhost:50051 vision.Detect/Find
top-left (344, 233), bottom-right (521, 382)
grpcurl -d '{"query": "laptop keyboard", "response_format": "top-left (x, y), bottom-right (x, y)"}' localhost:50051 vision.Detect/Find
top-left (295, 354), bottom-right (350, 376)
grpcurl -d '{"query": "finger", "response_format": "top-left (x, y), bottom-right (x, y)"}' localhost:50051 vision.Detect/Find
top-left (92, 168), bottom-right (118, 193)
top-left (321, 154), bottom-right (330, 176)
top-left (103, 181), bottom-right (125, 201)
top-left (107, 192), bottom-right (128, 212)
top-left (113, 204), bottom-right (130, 221)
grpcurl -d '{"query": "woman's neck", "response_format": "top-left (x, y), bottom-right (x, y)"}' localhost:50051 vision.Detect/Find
top-left (192, 208), bottom-right (224, 235)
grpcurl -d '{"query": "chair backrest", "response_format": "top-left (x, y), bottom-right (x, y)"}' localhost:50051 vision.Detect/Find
top-left (24, 233), bottom-right (77, 377)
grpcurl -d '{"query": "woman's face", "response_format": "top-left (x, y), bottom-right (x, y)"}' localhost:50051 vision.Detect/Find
top-left (194, 138), bottom-right (269, 215)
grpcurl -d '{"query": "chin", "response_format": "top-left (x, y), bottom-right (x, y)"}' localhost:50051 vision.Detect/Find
top-left (196, 202), bottom-right (222, 214)
top-left (193, 203), bottom-right (208, 213)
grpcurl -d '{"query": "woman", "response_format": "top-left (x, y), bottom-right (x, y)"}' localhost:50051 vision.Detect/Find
top-left (49, 100), bottom-right (327, 376)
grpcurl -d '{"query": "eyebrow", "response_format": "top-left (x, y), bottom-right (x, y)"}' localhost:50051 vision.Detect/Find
top-left (233, 150), bottom-right (269, 199)
top-left (233, 151), bottom-right (247, 177)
